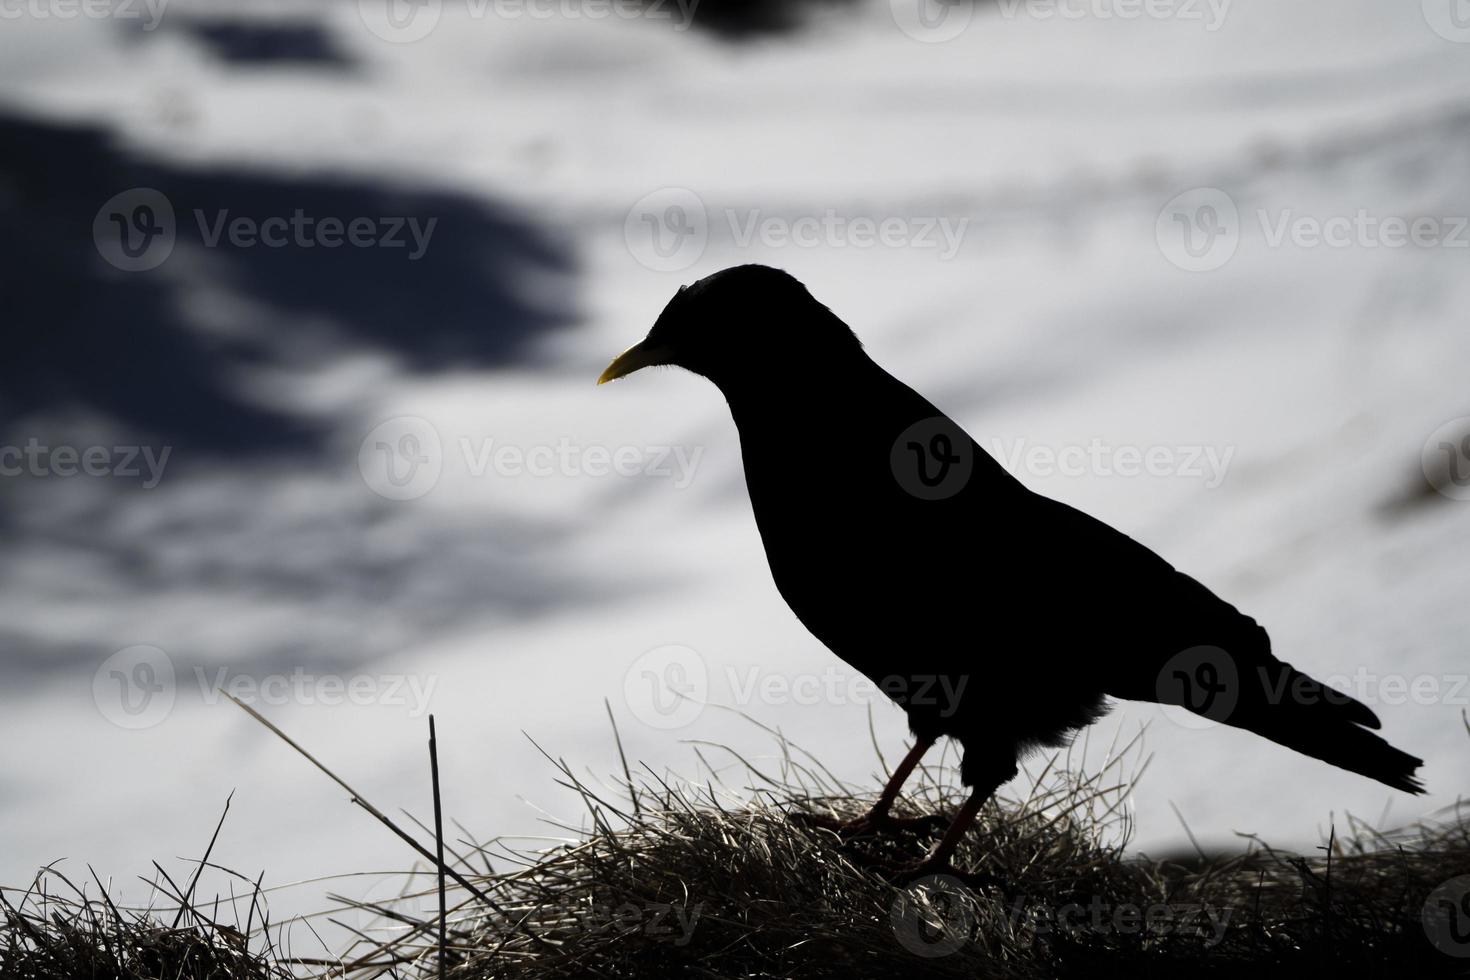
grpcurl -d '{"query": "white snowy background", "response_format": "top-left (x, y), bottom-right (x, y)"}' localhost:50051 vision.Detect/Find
top-left (1, 0), bottom-right (1468, 949)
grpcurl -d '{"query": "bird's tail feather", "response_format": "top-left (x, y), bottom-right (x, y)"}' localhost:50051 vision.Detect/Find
top-left (1210, 651), bottom-right (1426, 794)
top-left (1247, 703), bottom-right (1425, 795)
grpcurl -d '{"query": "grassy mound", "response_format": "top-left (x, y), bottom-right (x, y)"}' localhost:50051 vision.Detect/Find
top-left (4, 726), bottom-right (1469, 979)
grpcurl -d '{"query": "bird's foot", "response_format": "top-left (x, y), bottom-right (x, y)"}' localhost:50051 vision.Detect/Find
top-left (794, 809), bottom-right (947, 839)
top-left (837, 810), bottom-right (949, 839)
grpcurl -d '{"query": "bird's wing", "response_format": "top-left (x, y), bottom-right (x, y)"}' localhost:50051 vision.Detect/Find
top-left (991, 489), bottom-right (1276, 692)
top-left (1008, 490), bottom-right (1423, 790)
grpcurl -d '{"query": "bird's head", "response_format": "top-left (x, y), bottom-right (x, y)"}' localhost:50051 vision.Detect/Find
top-left (596, 265), bottom-right (862, 391)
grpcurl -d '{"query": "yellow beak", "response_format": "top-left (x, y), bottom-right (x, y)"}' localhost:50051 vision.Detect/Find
top-left (597, 341), bottom-right (674, 385)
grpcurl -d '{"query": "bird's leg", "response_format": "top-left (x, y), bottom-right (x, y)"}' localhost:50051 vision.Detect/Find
top-left (854, 735), bottom-right (945, 833)
top-left (888, 788), bottom-right (986, 878)
top-left (883, 757), bottom-right (1017, 885)
top-left (798, 736), bottom-right (945, 836)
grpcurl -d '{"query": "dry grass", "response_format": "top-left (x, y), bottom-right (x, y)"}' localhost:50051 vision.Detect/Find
top-left (5, 711), bottom-right (1469, 979)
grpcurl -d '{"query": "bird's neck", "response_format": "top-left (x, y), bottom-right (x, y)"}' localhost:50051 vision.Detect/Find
top-left (720, 346), bottom-right (884, 430)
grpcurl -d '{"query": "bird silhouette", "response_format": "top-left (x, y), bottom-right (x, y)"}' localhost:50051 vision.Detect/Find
top-left (599, 264), bottom-right (1425, 878)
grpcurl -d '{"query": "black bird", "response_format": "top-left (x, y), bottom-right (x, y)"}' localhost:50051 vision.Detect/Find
top-left (599, 264), bottom-right (1425, 877)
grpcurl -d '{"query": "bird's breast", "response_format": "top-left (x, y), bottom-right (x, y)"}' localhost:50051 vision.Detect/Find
top-left (736, 419), bottom-right (938, 652)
